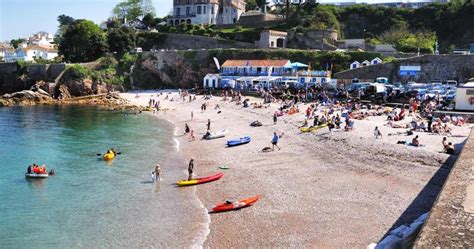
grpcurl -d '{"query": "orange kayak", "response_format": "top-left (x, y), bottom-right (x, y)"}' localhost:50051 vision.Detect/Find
top-left (212, 195), bottom-right (259, 212)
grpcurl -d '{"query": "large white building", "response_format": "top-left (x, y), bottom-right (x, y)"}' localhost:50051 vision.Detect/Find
top-left (168, 0), bottom-right (245, 25)
top-left (203, 59), bottom-right (332, 89)
top-left (3, 46), bottom-right (58, 63)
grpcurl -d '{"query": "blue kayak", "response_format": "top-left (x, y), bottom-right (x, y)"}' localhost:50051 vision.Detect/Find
top-left (227, 136), bottom-right (251, 147)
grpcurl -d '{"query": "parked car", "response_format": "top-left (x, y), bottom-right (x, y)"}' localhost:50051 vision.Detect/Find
top-left (131, 47), bottom-right (143, 53)
top-left (375, 77), bottom-right (389, 84)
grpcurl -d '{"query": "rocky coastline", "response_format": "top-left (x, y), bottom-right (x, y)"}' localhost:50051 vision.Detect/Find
top-left (0, 77), bottom-right (139, 110)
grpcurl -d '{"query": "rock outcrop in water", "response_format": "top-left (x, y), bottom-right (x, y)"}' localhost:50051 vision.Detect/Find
top-left (0, 89), bottom-right (53, 106)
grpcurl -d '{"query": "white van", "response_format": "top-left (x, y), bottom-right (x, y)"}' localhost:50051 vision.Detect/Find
top-left (131, 47), bottom-right (143, 53)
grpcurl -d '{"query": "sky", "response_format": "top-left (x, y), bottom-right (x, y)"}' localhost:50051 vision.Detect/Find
top-left (0, 0), bottom-right (172, 41)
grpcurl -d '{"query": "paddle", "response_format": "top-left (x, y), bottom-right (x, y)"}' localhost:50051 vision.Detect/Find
top-left (96, 152), bottom-right (122, 156)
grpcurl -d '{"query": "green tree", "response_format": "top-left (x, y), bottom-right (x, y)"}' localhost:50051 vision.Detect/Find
top-left (108, 27), bottom-right (136, 55)
top-left (113, 0), bottom-right (156, 23)
top-left (142, 13), bottom-right (157, 29)
top-left (58, 20), bottom-right (108, 62)
top-left (106, 18), bottom-right (122, 29)
top-left (56, 15), bottom-right (75, 36)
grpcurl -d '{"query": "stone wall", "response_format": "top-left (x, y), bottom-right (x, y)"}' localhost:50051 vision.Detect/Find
top-left (158, 33), bottom-right (255, 50)
top-left (414, 130), bottom-right (474, 248)
top-left (334, 55), bottom-right (474, 83)
top-left (286, 29), bottom-right (338, 50)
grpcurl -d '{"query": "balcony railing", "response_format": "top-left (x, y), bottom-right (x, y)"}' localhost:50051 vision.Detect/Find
top-left (172, 13), bottom-right (196, 18)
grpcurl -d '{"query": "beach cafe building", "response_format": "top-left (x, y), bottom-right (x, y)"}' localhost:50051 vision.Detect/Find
top-left (203, 59), bottom-right (331, 90)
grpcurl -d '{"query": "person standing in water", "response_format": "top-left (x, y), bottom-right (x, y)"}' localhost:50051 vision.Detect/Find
top-left (188, 158), bottom-right (194, 180)
top-left (153, 164), bottom-right (161, 181)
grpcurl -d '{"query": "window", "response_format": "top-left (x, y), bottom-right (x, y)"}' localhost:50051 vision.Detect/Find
top-left (197, 6), bottom-right (201, 14)
top-left (225, 8), bottom-right (228, 13)
top-left (176, 7), bottom-right (181, 16)
top-left (187, 0), bottom-right (190, 4)
top-left (211, 6), bottom-right (214, 14)
top-left (203, 6), bottom-right (206, 14)
top-left (186, 7), bottom-right (190, 15)
top-left (233, 8), bottom-right (236, 13)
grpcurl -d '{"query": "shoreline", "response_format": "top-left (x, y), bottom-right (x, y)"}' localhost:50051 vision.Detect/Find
top-left (122, 91), bottom-right (472, 247)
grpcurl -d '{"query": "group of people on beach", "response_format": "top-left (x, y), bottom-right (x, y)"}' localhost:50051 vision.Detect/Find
top-left (251, 84), bottom-right (468, 155)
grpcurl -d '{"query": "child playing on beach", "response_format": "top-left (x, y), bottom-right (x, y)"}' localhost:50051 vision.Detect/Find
top-left (411, 135), bottom-right (420, 147)
top-left (185, 123), bottom-right (190, 134)
top-left (374, 126), bottom-right (382, 139)
top-left (188, 158), bottom-right (194, 180)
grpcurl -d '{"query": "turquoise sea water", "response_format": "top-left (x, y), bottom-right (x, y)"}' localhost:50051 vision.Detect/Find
top-left (0, 106), bottom-right (208, 248)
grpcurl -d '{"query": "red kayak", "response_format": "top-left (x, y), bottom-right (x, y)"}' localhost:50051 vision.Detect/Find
top-left (177, 172), bottom-right (224, 186)
top-left (212, 195), bottom-right (259, 212)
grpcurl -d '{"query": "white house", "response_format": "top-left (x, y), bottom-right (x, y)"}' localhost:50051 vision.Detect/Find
top-left (203, 74), bottom-right (219, 88)
top-left (371, 57), bottom-right (382, 65)
top-left (361, 60), bottom-right (370, 67)
top-left (455, 81), bottom-right (474, 111)
top-left (169, 0), bottom-right (245, 25)
top-left (350, 61), bottom-right (360, 69)
top-left (3, 46), bottom-right (58, 62)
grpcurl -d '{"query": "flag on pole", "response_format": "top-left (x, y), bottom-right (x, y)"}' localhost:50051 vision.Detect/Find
top-left (213, 57), bottom-right (220, 70)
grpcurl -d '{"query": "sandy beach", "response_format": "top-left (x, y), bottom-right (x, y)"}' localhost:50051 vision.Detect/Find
top-left (120, 91), bottom-right (472, 248)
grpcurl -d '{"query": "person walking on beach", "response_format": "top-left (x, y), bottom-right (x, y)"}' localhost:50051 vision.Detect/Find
top-left (188, 158), bottom-right (194, 180)
top-left (207, 119), bottom-right (211, 131)
top-left (190, 129), bottom-right (195, 141)
top-left (271, 132), bottom-right (281, 151)
top-left (273, 112), bottom-right (277, 125)
top-left (374, 126), bottom-right (382, 139)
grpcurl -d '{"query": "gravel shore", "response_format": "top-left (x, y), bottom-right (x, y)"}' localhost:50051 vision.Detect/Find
top-left (121, 91), bottom-right (472, 247)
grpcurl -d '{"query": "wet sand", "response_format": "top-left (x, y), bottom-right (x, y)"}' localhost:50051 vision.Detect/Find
top-left (121, 91), bottom-right (472, 247)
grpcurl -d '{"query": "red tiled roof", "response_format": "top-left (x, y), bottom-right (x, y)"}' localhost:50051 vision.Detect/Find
top-left (222, 59), bottom-right (290, 67)
top-left (22, 45), bottom-right (57, 53)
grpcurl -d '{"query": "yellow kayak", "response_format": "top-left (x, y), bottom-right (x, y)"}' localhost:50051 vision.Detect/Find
top-left (176, 173), bottom-right (224, 187)
top-left (300, 124), bottom-right (328, 132)
top-left (103, 153), bottom-right (115, 161)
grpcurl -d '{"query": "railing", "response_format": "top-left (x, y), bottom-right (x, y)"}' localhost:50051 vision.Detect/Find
top-left (172, 13), bottom-right (196, 18)
top-left (219, 72), bottom-right (328, 77)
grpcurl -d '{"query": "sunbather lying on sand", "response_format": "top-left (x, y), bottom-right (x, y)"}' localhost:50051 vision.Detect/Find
top-left (386, 121), bottom-right (410, 129)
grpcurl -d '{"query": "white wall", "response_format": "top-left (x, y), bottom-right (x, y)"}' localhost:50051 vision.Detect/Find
top-left (455, 87), bottom-right (474, 111)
